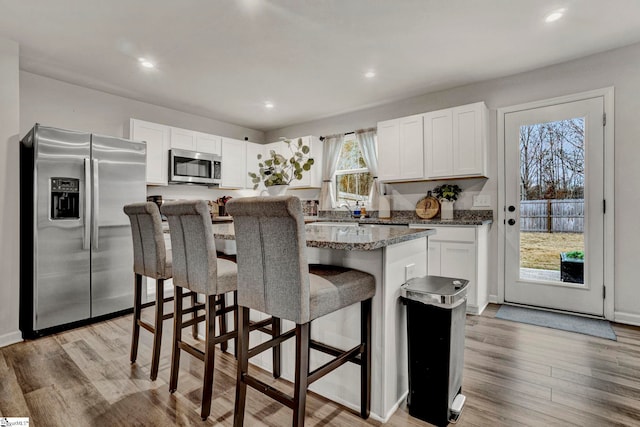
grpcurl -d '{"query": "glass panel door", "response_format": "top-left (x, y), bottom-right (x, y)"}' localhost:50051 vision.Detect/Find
top-left (504, 97), bottom-right (604, 316)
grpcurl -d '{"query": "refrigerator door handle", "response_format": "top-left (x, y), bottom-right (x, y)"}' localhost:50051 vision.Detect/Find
top-left (83, 158), bottom-right (91, 250)
top-left (92, 158), bottom-right (99, 250)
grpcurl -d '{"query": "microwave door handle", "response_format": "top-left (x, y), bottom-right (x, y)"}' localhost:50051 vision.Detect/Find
top-left (92, 158), bottom-right (99, 250)
top-left (83, 158), bottom-right (91, 250)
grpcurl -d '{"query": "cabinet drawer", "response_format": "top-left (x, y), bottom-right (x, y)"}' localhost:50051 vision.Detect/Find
top-left (430, 226), bottom-right (476, 243)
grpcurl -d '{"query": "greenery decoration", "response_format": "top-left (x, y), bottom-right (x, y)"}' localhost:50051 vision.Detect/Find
top-left (432, 184), bottom-right (462, 201)
top-left (564, 250), bottom-right (584, 260)
top-left (248, 138), bottom-right (314, 189)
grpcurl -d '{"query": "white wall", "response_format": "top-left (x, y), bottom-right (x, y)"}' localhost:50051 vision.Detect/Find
top-left (0, 37), bottom-right (22, 346)
top-left (266, 42), bottom-right (640, 324)
top-left (20, 71), bottom-right (265, 143)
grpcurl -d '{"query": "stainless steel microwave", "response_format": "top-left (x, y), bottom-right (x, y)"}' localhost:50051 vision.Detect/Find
top-left (169, 149), bottom-right (221, 185)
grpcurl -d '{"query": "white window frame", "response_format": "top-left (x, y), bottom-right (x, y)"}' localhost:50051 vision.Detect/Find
top-left (333, 133), bottom-right (372, 204)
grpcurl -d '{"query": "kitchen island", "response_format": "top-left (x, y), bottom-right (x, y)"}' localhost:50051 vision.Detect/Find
top-left (212, 222), bottom-right (435, 422)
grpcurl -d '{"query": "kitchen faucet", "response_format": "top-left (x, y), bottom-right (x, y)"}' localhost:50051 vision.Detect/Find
top-left (339, 202), bottom-right (354, 217)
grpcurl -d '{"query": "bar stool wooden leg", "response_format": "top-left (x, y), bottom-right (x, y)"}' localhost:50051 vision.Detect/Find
top-left (233, 307), bottom-right (250, 427)
top-left (150, 278), bottom-right (165, 381)
top-left (200, 294), bottom-right (217, 420)
top-left (272, 317), bottom-right (281, 378)
top-left (219, 294), bottom-right (228, 353)
top-left (169, 286), bottom-right (183, 393)
top-left (361, 298), bottom-right (372, 419)
top-left (293, 323), bottom-right (310, 427)
top-left (130, 273), bottom-right (142, 364)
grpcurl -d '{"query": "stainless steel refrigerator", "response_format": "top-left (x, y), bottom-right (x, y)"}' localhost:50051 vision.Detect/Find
top-left (20, 124), bottom-right (146, 338)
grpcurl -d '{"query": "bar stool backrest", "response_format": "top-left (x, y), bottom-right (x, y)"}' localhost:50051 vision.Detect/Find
top-left (124, 202), bottom-right (169, 279)
top-left (161, 200), bottom-right (219, 295)
top-left (226, 196), bottom-right (311, 324)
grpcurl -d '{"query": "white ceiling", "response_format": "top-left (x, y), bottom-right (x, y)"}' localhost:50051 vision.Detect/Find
top-left (2, 0), bottom-right (640, 132)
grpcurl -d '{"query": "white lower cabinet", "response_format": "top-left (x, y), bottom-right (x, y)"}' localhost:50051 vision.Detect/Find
top-left (427, 224), bottom-right (489, 314)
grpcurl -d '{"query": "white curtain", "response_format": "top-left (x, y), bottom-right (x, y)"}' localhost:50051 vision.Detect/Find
top-left (319, 133), bottom-right (344, 210)
top-left (355, 128), bottom-right (380, 210)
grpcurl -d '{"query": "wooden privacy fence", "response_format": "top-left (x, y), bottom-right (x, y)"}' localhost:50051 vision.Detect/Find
top-left (520, 199), bottom-right (584, 233)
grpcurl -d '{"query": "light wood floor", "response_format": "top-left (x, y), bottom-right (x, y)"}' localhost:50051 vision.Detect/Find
top-left (1, 304), bottom-right (640, 426)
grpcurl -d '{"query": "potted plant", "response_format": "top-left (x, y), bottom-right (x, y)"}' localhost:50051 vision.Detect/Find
top-left (560, 250), bottom-right (584, 284)
top-left (248, 137), bottom-right (315, 195)
top-left (433, 184), bottom-right (462, 220)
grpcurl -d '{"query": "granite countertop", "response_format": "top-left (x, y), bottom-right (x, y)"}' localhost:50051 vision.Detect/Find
top-left (210, 222), bottom-right (435, 251)
top-left (315, 209), bottom-right (493, 226)
top-left (310, 217), bottom-right (493, 226)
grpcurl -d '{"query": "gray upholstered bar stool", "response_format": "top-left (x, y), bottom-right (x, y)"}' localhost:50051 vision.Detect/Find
top-left (161, 199), bottom-right (239, 421)
top-left (124, 202), bottom-right (199, 381)
top-left (226, 195), bottom-right (376, 427)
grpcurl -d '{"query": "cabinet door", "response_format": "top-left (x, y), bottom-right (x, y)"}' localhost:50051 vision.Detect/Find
top-left (377, 119), bottom-right (401, 181)
top-left (452, 103), bottom-right (486, 177)
top-left (288, 136), bottom-right (322, 188)
top-left (195, 132), bottom-right (221, 155)
top-left (440, 242), bottom-right (477, 307)
top-left (423, 109), bottom-right (453, 178)
top-left (245, 142), bottom-right (264, 189)
top-left (220, 138), bottom-right (246, 188)
top-left (170, 127), bottom-right (196, 150)
top-left (399, 115), bottom-right (424, 179)
top-left (427, 241), bottom-right (441, 276)
top-left (130, 119), bottom-right (169, 185)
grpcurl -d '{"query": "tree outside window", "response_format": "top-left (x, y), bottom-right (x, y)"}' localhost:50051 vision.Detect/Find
top-left (334, 134), bottom-right (373, 204)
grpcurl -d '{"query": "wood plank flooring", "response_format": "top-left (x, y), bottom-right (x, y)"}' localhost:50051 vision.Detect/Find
top-left (1, 304), bottom-right (639, 426)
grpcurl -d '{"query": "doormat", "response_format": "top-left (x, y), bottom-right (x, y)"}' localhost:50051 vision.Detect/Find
top-left (495, 305), bottom-right (616, 341)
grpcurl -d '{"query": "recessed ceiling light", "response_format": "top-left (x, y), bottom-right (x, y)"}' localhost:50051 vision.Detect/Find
top-left (364, 71), bottom-right (376, 78)
top-left (138, 58), bottom-right (155, 68)
top-left (264, 101), bottom-right (274, 109)
top-left (545, 8), bottom-right (566, 23)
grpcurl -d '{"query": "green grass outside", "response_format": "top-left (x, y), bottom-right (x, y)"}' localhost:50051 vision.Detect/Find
top-left (520, 232), bottom-right (584, 270)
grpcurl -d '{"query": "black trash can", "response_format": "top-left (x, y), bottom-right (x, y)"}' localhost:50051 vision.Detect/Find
top-left (400, 275), bottom-right (469, 426)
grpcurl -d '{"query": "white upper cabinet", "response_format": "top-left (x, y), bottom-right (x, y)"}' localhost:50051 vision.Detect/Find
top-left (377, 114), bottom-right (424, 182)
top-left (220, 138), bottom-right (246, 188)
top-left (378, 101), bottom-right (488, 182)
top-left (170, 127), bottom-right (197, 150)
top-left (289, 136), bottom-right (323, 188)
top-left (377, 119), bottom-right (401, 181)
top-left (399, 114), bottom-right (424, 180)
top-left (452, 103), bottom-right (486, 177)
top-left (265, 136), bottom-right (323, 188)
top-left (130, 119), bottom-right (170, 186)
top-left (170, 128), bottom-right (221, 155)
top-left (195, 132), bottom-right (221, 155)
top-left (245, 141), bottom-right (265, 189)
top-left (424, 102), bottom-right (488, 179)
top-left (424, 109), bottom-right (454, 177)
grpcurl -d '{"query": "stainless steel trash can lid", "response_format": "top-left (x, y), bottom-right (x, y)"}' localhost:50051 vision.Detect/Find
top-left (401, 275), bottom-right (469, 308)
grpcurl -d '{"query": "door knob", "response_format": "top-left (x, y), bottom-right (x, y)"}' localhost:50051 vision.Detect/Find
top-left (508, 218), bottom-right (516, 226)
top-left (508, 205), bottom-right (516, 212)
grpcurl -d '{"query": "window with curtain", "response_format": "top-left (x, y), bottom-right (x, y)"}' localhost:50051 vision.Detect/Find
top-left (334, 133), bottom-right (373, 204)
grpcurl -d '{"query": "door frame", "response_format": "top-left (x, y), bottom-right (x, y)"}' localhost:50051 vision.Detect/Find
top-left (497, 87), bottom-right (615, 320)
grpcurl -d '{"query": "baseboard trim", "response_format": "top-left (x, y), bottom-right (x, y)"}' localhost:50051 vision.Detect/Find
top-left (375, 390), bottom-right (409, 423)
top-left (0, 330), bottom-right (23, 348)
top-left (614, 311), bottom-right (640, 327)
top-left (488, 294), bottom-right (499, 304)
